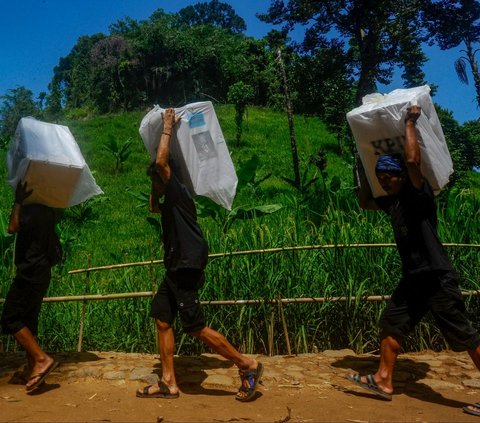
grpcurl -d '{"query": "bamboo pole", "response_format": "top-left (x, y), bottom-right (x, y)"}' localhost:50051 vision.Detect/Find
top-left (4, 290), bottom-right (480, 305)
top-left (150, 240), bottom-right (159, 354)
top-left (67, 243), bottom-right (480, 275)
top-left (268, 308), bottom-right (275, 357)
top-left (278, 299), bottom-right (292, 356)
top-left (277, 48), bottom-right (300, 189)
top-left (77, 255), bottom-right (91, 352)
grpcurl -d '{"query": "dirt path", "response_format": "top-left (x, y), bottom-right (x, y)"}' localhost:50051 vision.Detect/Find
top-left (2, 349), bottom-right (480, 422)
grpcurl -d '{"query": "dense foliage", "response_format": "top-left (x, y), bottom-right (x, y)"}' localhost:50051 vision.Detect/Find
top-left (0, 107), bottom-right (479, 355)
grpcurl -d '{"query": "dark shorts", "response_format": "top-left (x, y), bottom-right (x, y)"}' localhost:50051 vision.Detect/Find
top-left (150, 268), bottom-right (206, 333)
top-left (1, 268), bottom-right (51, 336)
top-left (379, 270), bottom-right (480, 351)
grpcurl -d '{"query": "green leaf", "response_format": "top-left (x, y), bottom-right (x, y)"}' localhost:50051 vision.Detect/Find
top-left (195, 196), bottom-right (222, 220)
top-left (229, 204), bottom-right (283, 220)
top-left (126, 188), bottom-right (149, 208)
top-left (236, 154), bottom-right (260, 188)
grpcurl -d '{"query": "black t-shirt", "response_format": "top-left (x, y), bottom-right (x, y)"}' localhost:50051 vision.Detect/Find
top-left (161, 165), bottom-right (208, 271)
top-left (375, 179), bottom-right (453, 276)
top-left (15, 204), bottom-right (60, 281)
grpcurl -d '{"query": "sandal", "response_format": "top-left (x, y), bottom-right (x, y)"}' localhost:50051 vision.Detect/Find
top-left (346, 373), bottom-right (392, 401)
top-left (236, 362), bottom-right (264, 402)
top-left (136, 381), bottom-right (179, 399)
top-left (463, 402), bottom-right (480, 416)
top-left (26, 361), bottom-right (59, 393)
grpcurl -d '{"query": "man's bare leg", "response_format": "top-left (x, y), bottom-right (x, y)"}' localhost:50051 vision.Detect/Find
top-left (14, 327), bottom-right (54, 389)
top-left (373, 335), bottom-right (401, 393)
top-left (350, 335), bottom-right (401, 395)
top-left (462, 345), bottom-right (480, 414)
top-left (191, 326), bottom-right (258, 371)
top-left (192, 326), bottom-right (262, 401)
top-left (137, 320), bottom-right (179, 396)
top-left (467, 344), bottom-right (480, 370)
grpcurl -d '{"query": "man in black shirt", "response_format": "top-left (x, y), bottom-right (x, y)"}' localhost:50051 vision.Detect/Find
top-left (1, 181), bottom-right (61, 393)
top-left (348, 106), bottom-right (480, 414)
top-left (136, 108), bottom-right (263, 402)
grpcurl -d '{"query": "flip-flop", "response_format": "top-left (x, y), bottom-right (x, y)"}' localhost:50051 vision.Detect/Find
top-left (463, 402), bottom-right (480, 416)
top-left (236, 362), bottom-right (264, 402)
top-left (136, 381), bottom-right (179, 399)
top-left (26, 361), bottom-right (59, 393)
top-left (346, 373), bottom-right (392, 401)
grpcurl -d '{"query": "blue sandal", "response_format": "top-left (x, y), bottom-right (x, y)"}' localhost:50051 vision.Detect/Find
top-left (236, 362), bottom-right (264, 402)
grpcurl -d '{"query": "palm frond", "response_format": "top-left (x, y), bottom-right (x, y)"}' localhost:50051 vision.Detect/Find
top-left (455, 58), bottom-right (469, 85)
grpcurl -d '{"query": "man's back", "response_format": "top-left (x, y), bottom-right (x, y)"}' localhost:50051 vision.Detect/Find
top-left (375, 179), bottom-right (452, 275)
top-left (15, 204), bottom-right (58, 279)
top-left (161, 165), bottom-right (208, 272)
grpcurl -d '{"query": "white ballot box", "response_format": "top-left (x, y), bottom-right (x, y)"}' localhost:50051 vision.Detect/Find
top-left (140, 101), bottom-right (238, 210)
top-left (347, 85), bottom-right (453, 197)
top-left (7, 117), bottom-right (103, 208)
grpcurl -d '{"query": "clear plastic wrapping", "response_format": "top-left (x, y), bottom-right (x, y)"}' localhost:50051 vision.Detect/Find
top-left (347, 85), bottom-right (453, 197)
top-left (140, 101), bottom-right (237, 210)
top-left (7, 117), bottom-right (103, 207)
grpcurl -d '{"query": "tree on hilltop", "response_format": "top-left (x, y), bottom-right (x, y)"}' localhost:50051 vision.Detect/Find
top-left (259, 0), bottom-right (429, 105)
top-left (423, 0), bottom-right (480, 111)
top-left (0, 87), bottom-right (39, 147)
top-left (177, 0), bottom-right (247, 34)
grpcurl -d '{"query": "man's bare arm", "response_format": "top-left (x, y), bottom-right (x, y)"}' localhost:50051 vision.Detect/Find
top-left (404, 105), bottom-right (423, 190)
top-left (356, 159), bottom-right (380, 210)
top-left (155, 108), bottom-right (181, 185)
top-left (8, 181), bottom-right (33, 233)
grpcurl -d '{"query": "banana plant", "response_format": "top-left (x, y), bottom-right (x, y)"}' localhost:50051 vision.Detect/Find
top-left (129, 154), bottom-right (283, 234)
top-left (103, 135), bottom-right (133, 174)
top-left (195, 154), bottom-right (282, 233)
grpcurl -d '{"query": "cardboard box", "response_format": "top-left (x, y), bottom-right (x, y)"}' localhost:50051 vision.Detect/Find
top-left (139, 101), bottom-right (238, 210)
top-left (8, 117), bottom-right (102, 208)
top-left (347, 86), bottom-right (453, 197)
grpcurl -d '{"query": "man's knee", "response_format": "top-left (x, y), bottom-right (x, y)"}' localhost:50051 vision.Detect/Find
top-left (155, 319), bottom-right (172, 332)
top-left (187, 324), bottom-right (208, 338)
top-left (380, 330), bottom-right (403, 347)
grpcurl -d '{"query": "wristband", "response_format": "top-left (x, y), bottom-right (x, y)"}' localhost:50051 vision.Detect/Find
top-left (162, 131), bottom-right (171, 136)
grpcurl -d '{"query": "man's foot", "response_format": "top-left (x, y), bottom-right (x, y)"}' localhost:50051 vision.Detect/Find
top-left (463, 402), bottom-right (480, 416)
top-left (236, 362), bottom-right (264, 402)
top-left (346, 374), bottom-right (392, 401)
top-left (136, 380), bottom-right (179, 399)
top-left (26, 360), bottom-right (59, 393)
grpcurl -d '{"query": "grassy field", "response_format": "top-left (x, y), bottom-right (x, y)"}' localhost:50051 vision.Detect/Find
top-left (1, 105), bottom-right (479, 355)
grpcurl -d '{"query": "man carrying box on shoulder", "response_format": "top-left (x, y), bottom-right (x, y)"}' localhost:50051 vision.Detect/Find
top-left (348, 106), bottom-right (480, 416)
top-left (136, 108), bottom-right (263, 402)
top-left (1, 181), bottom-right (61, 394)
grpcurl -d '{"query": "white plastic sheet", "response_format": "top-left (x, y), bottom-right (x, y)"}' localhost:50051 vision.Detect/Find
top-left (139, 101), bottom-right (238, 210)
top-left (347, 85), bottom-right (453, 197)
top-left (7, 117), bottom-right (103, 208)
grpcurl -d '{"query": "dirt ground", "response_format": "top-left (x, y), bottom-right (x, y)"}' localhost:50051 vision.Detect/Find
top-left (2, 349), bottom-right (480, 422)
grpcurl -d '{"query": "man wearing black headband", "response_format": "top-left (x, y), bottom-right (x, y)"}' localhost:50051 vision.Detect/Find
top-left (348, 106), bottom-right (480, 414)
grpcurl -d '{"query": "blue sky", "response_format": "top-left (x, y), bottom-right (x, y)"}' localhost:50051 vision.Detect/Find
top-left (0, 0), bottom-right (478, 123)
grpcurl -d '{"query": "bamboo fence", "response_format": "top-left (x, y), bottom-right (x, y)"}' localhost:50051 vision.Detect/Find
top-left (1, 242), bottom-right (479, 352)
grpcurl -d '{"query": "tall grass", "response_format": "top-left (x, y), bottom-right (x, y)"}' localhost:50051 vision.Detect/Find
top-left (0, 107), bottom-right (479, 355)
